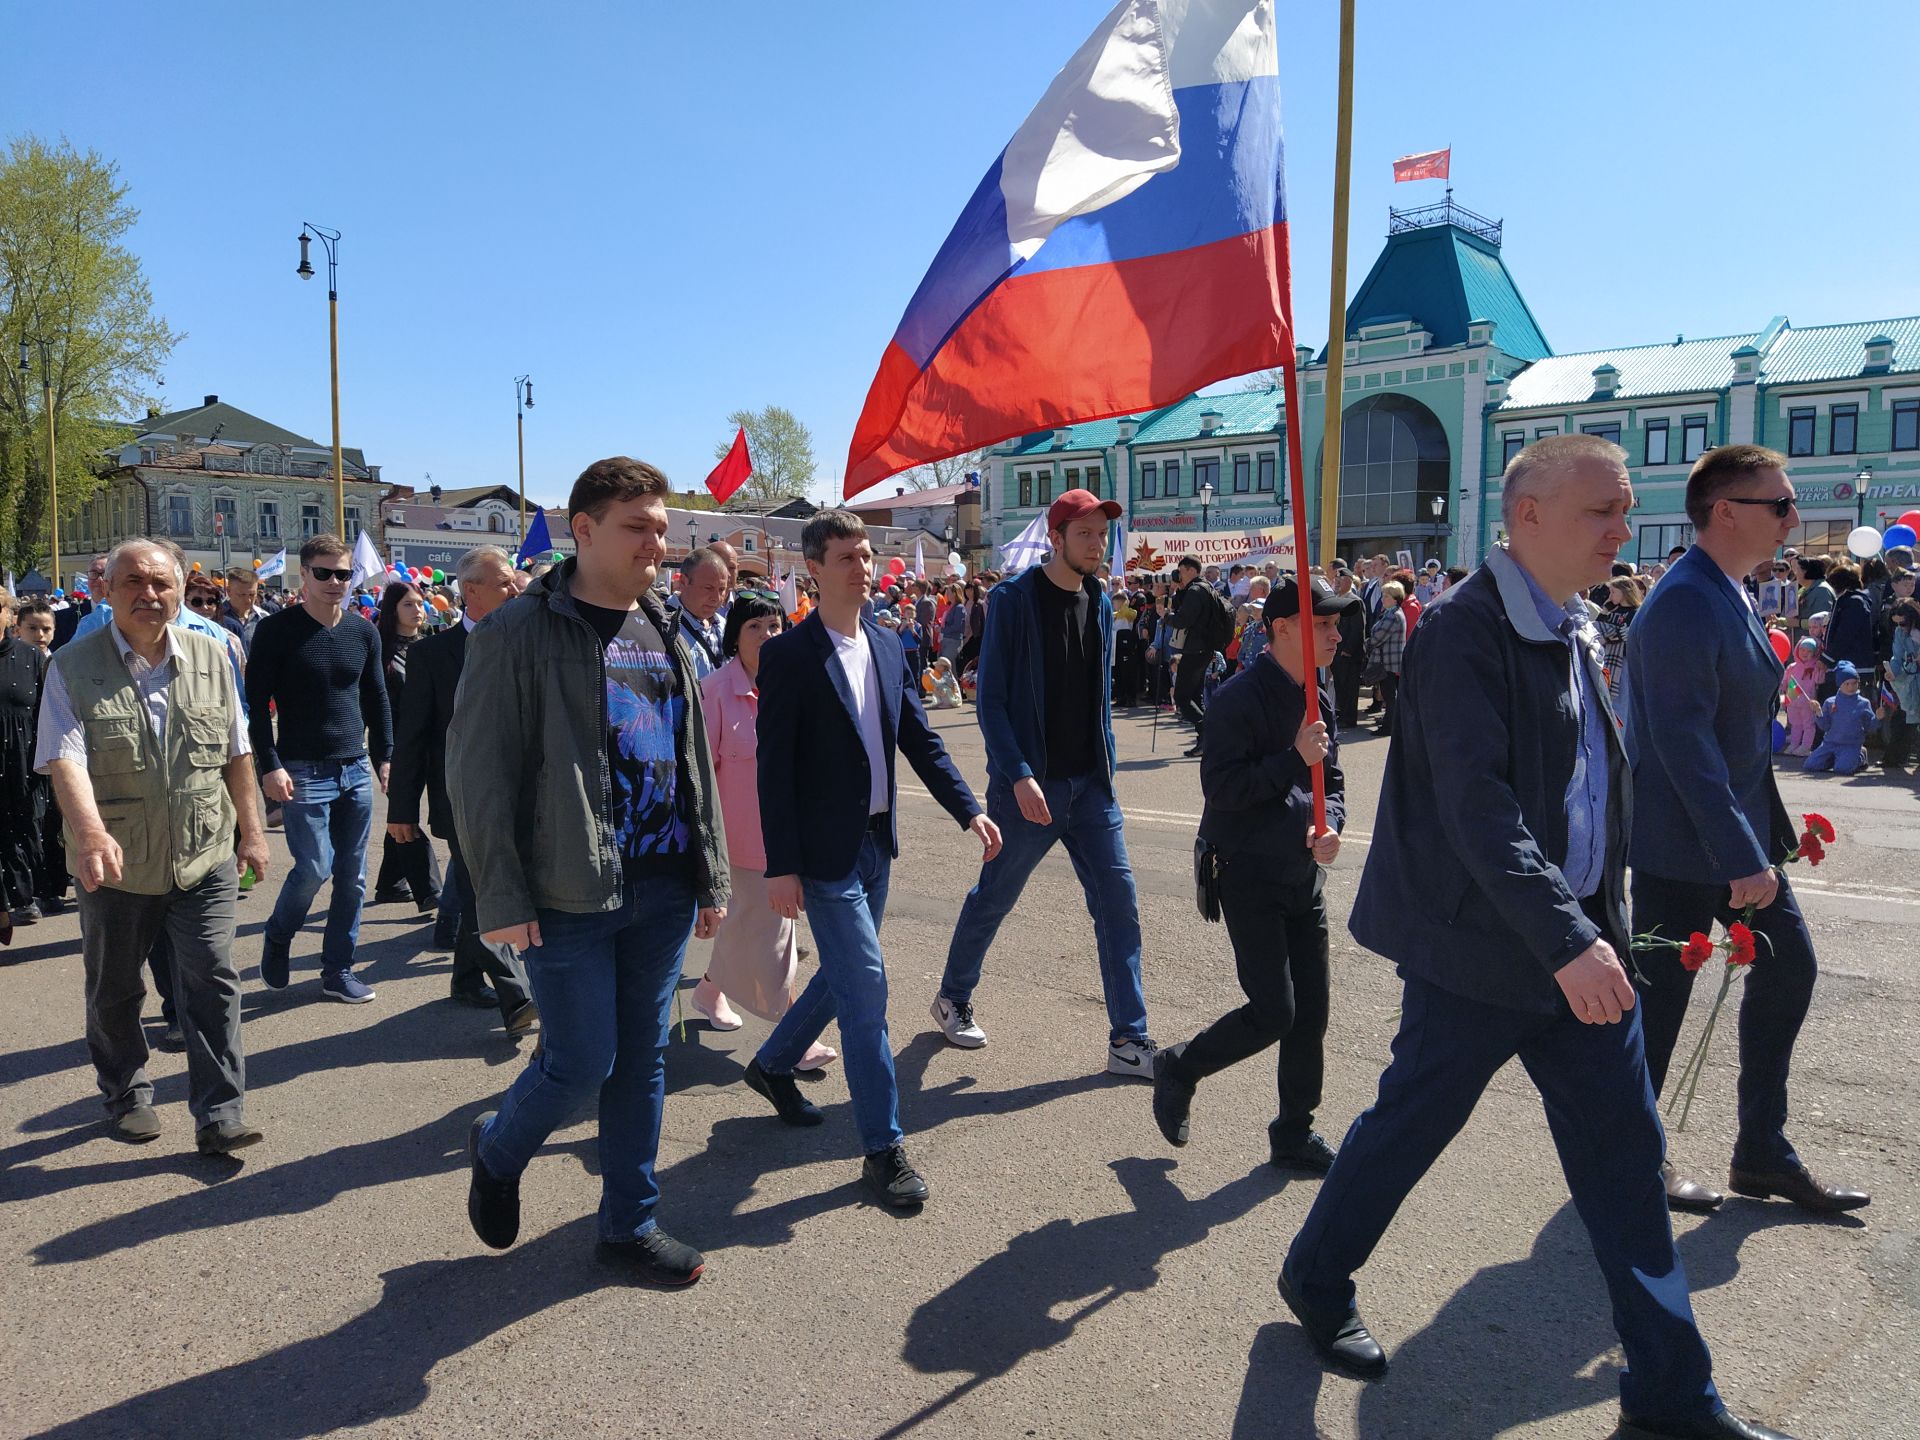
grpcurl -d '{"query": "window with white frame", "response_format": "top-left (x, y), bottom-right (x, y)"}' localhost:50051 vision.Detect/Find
top-left (1894, 399), bottom-right (1920, 452)
top-left (258, 500), bottom-right (279, 538)
top-left (1231, 455), bottom-right (1251, 493)
top-left (1502, 432), bottom-right (1524, 467)
top-left (344, 506), bottom-right (363, 540)
top-left (1788, 408), bottom-right (1815, 457)
top-left (1643, 420), bottom-right (1669, 466)
top-left (1681, 415), bottom-right (1709, 462)
top-left (1163, 458), bottom-right (1182, 497)
top-left (1139, 461), bottom-right (1157, 498)
top-left (300, 503), bottom-right (322, 538)
top-left (214, 494), bottom-right (238, 537)
top-left (1257, 453), bottom-right (1276, 492)
top-left (167, 493), bottom-right (193, 537)
top-left (1830, 404), bottom-right (1858, 455)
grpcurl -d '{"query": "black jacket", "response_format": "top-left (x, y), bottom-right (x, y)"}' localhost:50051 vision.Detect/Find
top-left (756, 611), bottom-right (981, 881)
top-left (1197, 652), bottom-right (1344, 877)
top-left (1349, 548), bottom-right (1631, 1015)
top-left (389, 623), bottom-right (467, 838)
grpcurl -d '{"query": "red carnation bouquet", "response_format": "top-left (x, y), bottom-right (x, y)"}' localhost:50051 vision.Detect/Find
top-left (1637, 813), bottom-right (1834, 1131)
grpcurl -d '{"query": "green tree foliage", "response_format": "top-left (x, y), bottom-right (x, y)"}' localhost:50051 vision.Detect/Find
top-left (0, 136), bottom-right (179, 576)
top-left (714, 405), bottom-right (816, 507)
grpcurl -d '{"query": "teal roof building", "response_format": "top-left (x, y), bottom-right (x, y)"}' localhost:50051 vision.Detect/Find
top-left (985, 199), bottom-right (1920, 569)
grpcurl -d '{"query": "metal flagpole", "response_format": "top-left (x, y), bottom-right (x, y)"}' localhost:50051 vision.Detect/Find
top-left (1315, 0), bottom-right (1356, 573)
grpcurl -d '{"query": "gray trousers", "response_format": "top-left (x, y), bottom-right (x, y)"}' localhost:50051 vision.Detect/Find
top-left (79, 860), bottom-right (245, 1126)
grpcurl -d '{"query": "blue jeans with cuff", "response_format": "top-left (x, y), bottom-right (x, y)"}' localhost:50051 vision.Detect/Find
top-left (940, 773), bottom-right (1149, 1044)
top-left (757, 831), bottom-right (902, 1155)
top-left (477, 870), bottom-right (695, 1242)
top-left (265, 756), bottom-right (374, 978)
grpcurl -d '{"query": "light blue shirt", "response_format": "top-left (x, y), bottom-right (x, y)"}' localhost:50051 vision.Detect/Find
top-left (1513, 562), bottom-right (1610, 899)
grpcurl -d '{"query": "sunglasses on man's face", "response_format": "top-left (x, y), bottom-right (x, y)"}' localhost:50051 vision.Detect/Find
top-left (1725, 496), bottom-right (1796, 519)
top-left (307, 566), bottom-right (353, 582)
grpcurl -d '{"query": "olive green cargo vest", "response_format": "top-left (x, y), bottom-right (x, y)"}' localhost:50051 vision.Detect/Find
top-left (54, 624), bottom-right (238, 896)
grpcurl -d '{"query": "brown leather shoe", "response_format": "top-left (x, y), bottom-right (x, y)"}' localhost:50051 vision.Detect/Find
top-left (1661, 1160), bottom-right (1724, 1213)
top-left (1728, 1161), bottom-right (1869, 1213)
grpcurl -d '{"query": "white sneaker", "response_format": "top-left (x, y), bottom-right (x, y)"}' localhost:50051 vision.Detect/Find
top-left (930, 996), bottom-right (988, 1048)
top-left (1107, 1037), bottom-right (1157, 1078)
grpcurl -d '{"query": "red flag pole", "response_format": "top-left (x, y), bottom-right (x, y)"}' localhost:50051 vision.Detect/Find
top-left (1279, 353), bottom-right (1326, 835)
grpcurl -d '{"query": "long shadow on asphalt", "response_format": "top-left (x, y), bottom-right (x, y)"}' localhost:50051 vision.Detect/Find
top-left (1235, 1197), bottom-right (1859, 1437)
top-left (880, 1156), bottom-right (1292, 1438)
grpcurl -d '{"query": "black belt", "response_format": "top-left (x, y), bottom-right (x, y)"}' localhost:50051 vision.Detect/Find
top-left (868, 810), bottom-right (892, 834)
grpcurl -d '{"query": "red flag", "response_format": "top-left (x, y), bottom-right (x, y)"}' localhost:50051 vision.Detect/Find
top-left (1392, 147), bottom-right (1450, 183)
top-left (705, 426), bottom-right (753, 504)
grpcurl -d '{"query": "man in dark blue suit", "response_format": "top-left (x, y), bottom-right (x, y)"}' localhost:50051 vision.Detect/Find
top-left (1627, 445), bottom-right (1869, 1217)
top-left (743, 509), bottom-right (1001, 1210)
top-left (1281, 436), bottom-right (1794, 1440)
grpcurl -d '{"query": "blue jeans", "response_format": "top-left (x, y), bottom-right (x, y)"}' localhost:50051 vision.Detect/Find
top-left (1285, 974), bottom-right (1719, 1425)
top-left (940, 774), bottom-right (1148, 1043)
top-left (477, 871), bottom-right (695, 1241)
top-left (266, 757), bottom-right (374, 978)
top-left (757, 832), bottom-right (901, 1155)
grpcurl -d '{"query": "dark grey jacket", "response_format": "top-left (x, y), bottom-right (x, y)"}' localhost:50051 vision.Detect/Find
top-left (447, 560), bottom-right (729, 934)
top-left (1348, 547), bottom-right (1630, 1015)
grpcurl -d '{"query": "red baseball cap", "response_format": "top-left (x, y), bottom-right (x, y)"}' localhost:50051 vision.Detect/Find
top-left (1047, 488), bottom-right (1123, 532)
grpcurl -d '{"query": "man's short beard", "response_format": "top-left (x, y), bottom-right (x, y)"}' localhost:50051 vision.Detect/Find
top-left (1063, 549), bottom-right (1102, 578)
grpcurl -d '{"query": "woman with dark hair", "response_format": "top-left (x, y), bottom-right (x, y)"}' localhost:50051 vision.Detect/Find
top-left (0, 589), bottom-right (49, 936)
top-left (957, 579), bottom-right (987, 674)
top-left (1824, 560), bottom-right (1876, 702)
top-left (371, 581), bottom-right (443, 916)
top-left (689, 589), bottom-right (836, 1070)
top-left (1593, 576), bottom-right (1642, 705)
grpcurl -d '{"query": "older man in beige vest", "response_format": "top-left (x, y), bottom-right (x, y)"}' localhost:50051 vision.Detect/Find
top-left (35, 540), bottom-right (269, 1153)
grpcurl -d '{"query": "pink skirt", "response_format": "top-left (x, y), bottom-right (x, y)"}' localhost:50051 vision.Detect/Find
top-left (705, 865), bottom-right (799, 1021)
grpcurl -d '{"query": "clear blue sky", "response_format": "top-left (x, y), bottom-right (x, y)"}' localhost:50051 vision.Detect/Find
top-left (9, 1), bottom-right (1918, 509)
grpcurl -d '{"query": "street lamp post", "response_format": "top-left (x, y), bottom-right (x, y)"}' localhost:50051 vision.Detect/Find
top-left (1429, 493), bottom-right (1447, 563)
top-left (515, 375), bottom-right (535, 538)
top-left (1458, 484), bottom-right (1469, 565)
top-left (1199, 479), bottom-right (1215, 533)
top-left (16, 340), bottom-right (57, 588)
top-left (1856, 465), bottom-right (1874, 530)
top-left (295, 224), bottom-right (346, 533)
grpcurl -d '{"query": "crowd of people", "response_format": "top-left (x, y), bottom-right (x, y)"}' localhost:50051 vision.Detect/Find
top-left (3, 430), bottom-right (1897, 1440)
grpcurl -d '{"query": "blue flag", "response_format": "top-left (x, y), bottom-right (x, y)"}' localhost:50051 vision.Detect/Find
top-left (516, 506), bottom-right (552, 566)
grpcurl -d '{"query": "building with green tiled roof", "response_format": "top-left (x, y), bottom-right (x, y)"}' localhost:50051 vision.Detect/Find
top-left (984, 199), bottom-right (1920, 568)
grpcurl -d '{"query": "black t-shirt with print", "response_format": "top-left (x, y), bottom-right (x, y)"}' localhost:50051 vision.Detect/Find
top-left (574, 598), bottom-right (689, 875)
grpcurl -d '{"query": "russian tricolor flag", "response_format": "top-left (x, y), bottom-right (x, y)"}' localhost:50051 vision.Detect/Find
top-left (846, 0), bottom-right (1291, 498)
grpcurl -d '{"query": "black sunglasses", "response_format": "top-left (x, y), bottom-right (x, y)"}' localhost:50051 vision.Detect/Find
top-left (187, 594), bottom-right (221, 608)
top-left (1724, 496), bottom-right (1796, 519)
top-left (307, 565), bottom-right (353, 582)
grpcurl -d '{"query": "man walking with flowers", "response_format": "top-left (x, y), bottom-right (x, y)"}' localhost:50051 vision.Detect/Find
top-left (1625, 445), bottom-right (1869, 1216)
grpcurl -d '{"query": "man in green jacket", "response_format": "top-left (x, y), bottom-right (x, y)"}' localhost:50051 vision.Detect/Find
top-left (450, 456), bottom-right (729, 1288)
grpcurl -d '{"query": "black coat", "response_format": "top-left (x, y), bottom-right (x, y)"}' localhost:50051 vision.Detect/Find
top-left (1349, 549), bottom-right (1631, 1016)
top-left (1197, 652), bottom-right (1344, 878)
top-left (389, 623), bottom-right (468, 838)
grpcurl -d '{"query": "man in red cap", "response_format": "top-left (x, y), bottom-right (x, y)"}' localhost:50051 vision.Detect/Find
top-left (929, 489), bottom-right (1157, 1078)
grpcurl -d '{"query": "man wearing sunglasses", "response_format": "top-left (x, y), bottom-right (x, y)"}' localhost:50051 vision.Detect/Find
top-left (246, 535), bottom-right (393, 1004)
top-left (1626, 445), bottom-right (1869, 1220)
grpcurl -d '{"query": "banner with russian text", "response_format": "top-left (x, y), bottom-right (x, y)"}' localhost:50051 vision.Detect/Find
top-left (1124, 526), bottom-right (1293, 572)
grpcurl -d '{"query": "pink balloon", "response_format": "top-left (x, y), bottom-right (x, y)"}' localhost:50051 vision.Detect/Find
top-left (1768, 628), bottom-right (1791, 663)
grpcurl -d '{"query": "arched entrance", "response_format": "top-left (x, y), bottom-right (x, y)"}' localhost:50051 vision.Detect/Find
top-left (1319, 393), bottom-right (1452, 567)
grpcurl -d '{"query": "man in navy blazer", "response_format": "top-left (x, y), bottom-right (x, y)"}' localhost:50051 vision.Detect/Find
top-left (1628, 445), bottom-right (1869, 1216)
top-left (744, 509), bottom-right (1001, 1211)
top-left (1282, 437), bottom-right (1795, 1440)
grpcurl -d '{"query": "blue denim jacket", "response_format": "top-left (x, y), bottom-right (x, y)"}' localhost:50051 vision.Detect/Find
top-left (973, 567), bottom-right (1116, 788)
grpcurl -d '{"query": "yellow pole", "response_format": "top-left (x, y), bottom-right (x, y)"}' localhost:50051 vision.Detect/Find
top-left (43, 371), bottom-right (58, 590)
top-left (1315, 0), bottom-right (1357, 569)
top-left (328, 290), bottom-right (345, 534)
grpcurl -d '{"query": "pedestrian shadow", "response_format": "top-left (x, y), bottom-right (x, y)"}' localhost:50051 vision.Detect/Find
top-left (877, 1156), bottom-right (1288, 1437)
top-left (1239, 1198), bottom-right (1810, 1438)
top-left (26, 1215), bottom-right (624, 1440)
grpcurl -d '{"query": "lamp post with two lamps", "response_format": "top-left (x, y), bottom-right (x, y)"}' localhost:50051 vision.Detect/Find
top-left (294, 224), bottom-right (347, 533)
top-left (515, 375), bottom-right (535, 538)
top-left (16, 339), bottom-right (57, 587)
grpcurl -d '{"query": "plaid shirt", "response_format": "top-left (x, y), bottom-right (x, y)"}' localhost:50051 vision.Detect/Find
top-left (1369, 608), bottom-right (1406, 675)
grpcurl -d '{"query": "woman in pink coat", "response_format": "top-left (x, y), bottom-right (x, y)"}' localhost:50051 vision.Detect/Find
top-left (692, 590), bottom-right (836, 1070)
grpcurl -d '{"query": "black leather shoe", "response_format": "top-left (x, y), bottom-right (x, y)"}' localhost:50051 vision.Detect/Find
top-left (1151, 1043), bottom-right (1194, 1147)
top-left (111, 1105), bottom-right (162, 1143)
top-left (1615, 1406), bottom-right (1797, 1439)
top-left (195, 1119), bottom-right (263, 1155)
top-left (467, 1111), bottom-right (520, 1249)
top-left (743, 1059), bottom-right (823, 1126)
top-left (1182, 741), bottom-right (1205, 758)
top-left (1662, 1160), bottom-right (1725, 1213)
top-left (372, 885), bottom-right (413, 905)
top-left (450, 984), bottom-right (498, 1009)
top-left (259, 935), bottom-right (291, 990)
top-left (1277, 1270), bottom-right (1386, 1378)
top-left (1729, 1161), bottom-right (1869, 1214)
top-left (1271, 1132), bottom-right (1338, 1175)
top-left (863, 1145), bottom-right (930, 1208)
top-left (597, 1229), bottom-right (705, 1287)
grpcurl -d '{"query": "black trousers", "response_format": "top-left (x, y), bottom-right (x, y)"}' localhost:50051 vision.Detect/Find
top-left (1629, 869), bottom-right (1817, 1172)
top-left (1174, 649), bottom-right (1214, 734)
top-left (1175, 855), bottom-right (1329, 1145)
top-left (445, 832), bottom-right (531, 1019)
top-left (374, 831), bottom-right (442, 905)
top-left (1329, 654), bottom-right (1363, 728)
top-left (1375, 673), bottom-right (1400, 733)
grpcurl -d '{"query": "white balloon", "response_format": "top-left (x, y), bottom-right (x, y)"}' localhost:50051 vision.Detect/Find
top-left (1847, 525), bottom-right (1884, 559)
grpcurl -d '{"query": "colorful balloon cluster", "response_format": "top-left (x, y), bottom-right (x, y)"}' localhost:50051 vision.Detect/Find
top-left (1848, 509), bottom-right (1920, 559)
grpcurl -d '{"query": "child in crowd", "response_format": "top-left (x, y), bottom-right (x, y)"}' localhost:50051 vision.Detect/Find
top-left (923, 656), bottom-right (962, 709)
top-left (1781, 637), bottom-right (1825, 755)
top-left (1804, 661), bottom-right (1874, 774)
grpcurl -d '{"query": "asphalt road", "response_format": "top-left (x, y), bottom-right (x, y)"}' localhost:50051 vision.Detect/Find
top-left (2, 703), bottom-right (1916, 1440)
